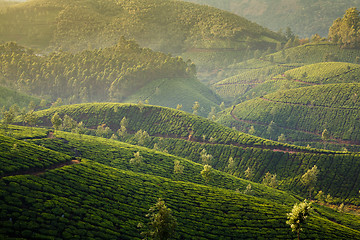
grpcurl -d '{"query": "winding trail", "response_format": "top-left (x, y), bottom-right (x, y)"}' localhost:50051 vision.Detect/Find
top-left (1, 160), bottom-right (81, 178)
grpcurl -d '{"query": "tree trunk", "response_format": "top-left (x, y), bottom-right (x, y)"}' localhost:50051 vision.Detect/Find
top-left (297, 230), bottom-right (300, 240)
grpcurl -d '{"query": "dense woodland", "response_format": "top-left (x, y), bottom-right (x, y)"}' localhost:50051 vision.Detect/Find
top-left (0, 40), bottom-right (194, 103)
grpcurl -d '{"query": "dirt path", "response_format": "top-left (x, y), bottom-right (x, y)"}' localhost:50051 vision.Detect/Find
top-left (2, 159), bottom-right (80, 178)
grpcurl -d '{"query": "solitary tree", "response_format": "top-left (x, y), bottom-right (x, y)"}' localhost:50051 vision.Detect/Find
top-left (51, 113), bottom-right (62, 131)
top-left (248, 126), bottom-right (256, 135)
top-left (173, 160), bottom-right (184, 175)
top-left (140, 198), bottom-right (177, 240)
top-left (227, 157), bottom-right (236, 170)
top-left (262, 172), bottom-right (278, 188)
top-left (135, 129), bottom-right (150, 145)
top-left (200, 149), bottom-right (213, 165)
top-left (286, 200), bottom-right (312, 240)
top-left (244, 167), bottom-right (254, 179)
top-left (201, 164), bottom-right (212, 184)
top-left (321, 129), bottom-right (329, 149)
top-left (192, 101), bottom-right (200, 115)
top-left (277, 133), bottom-right (286, 142)
top-left (301, 165), bottom-right (319, 199)
top-left (130, 151), bottom-right (143, 167)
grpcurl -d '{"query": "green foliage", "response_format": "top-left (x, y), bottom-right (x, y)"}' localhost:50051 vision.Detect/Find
top-left (262, 172), bottom-right (278, 188)
top-left (200, 164), bottom-right (212, 183)
top-left (51, 112), bottom-right (62, 131)
top-left (140, 198), bottom-right (177, 240)
top-left (219, 83), bottom-right (360, 144)
top-left (0, 41), bottom-right (192, 104)
top-left (0, 0), bottom-right (282, 52)
top-left (286, 200), bottom-right (312, 240)
top-left (329, 7), bottom-right (360, 48)
top-left (0, 133), bottom-right (72, 177)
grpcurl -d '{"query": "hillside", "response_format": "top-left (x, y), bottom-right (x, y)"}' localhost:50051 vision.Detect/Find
top-left (0, 86), bottom-right (42, 110)
top-left (1, 126), bottom-right (360, 239)
top-left (183, 0), bottom-right (360, 38)
top-left (213, 43), bottom-right (360, 102)
top-left (25, 103), bottom-right (360, 201)
top-left (0, 0), bottom-right (282, 52)
top-left (0, 41), bottom-right (222, 116)
top-left (217, 83), bottom-right (360, 149)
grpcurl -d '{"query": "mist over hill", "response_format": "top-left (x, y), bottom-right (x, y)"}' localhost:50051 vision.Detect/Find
top-left (184, 0), bottom-right (360, 38)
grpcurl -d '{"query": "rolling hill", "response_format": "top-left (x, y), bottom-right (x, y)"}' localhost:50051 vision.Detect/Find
top-left (213, 43), bottom-right (360, 102)
top-left (0, 41), bottom-right (221, 117)
top-left (1, 126), bottom-right (360, 239)
top-left (217, 83), bottom-right (360, 150)
top-left (0, 0), bottom-right (282, 52)
top-left (183, 0), bottom-right (360, 38)
top-left (23, 103), bottom-right (360, 201)
top-left (0, 86), bottom-right (42, 110)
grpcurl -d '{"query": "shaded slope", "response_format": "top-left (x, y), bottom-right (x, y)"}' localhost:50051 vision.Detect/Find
top-left (1, 129), bottom-right (360, 239)
top-left (0, 86), bottom-right (41, 110)
top-left (27, 103), bottom-right (360, 200)
top-left (2, 160), bottom-right (360, 239)
top-left (125, 77), bottom-right (221, 116)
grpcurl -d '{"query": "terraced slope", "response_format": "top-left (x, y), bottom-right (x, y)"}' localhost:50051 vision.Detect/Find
top-left (0, 133), bottom-right (72, 177)
top-left (213, 43), bottom-right (360, 101)
top-left (2, 160), bottom-right (360, 239)
top-left (25, 103), bottom-right (360, 200)
top-left (1, 126), bottom-right (360, 239)
top-left (218, 83), bottom-right (360, 146)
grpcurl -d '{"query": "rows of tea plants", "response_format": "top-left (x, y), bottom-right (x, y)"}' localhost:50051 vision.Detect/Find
top-left (140, 137), bottom-right (360, 202)
top-left (272, 43), bottom-right (360, 64)
top-left (33, 103), bottom-right (325, 153)
top-left (229, 83), bottom-right (360, 141)
top-left (28, 130), bottom-right (297, 205)
top-left (279, 62), bottom-right (360, 85)
top-left (1, 160), bottom-right (360, 239)
top-left (0, 134), bottom-right (72, 177)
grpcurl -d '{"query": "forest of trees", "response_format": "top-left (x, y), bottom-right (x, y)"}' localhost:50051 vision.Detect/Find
top-left (0, 39), bottom-right (195, 104)
top-left (329, 7), bottom-right (360, 48)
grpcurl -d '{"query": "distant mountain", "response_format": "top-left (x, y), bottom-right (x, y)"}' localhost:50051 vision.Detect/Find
top-left (184, 0), bottom-right (360, 37)
top-left (0, 0), bottom-right (282, 52)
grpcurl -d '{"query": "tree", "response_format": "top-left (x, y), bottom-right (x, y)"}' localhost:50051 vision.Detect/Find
top-left (176, 104), bottom-right (182, 110)
top-left (173, 160), bottom-right (184, 175)
top-left (140, 198), bottom-right (177, 240)
top-left (192, 101), bottom-right (200, 115)
top-left (266, 121), bottom-right (276, 139)
top-left (51, 112), bottom-right (62, 131)
top-left (200, 149), bottom-right (213, 165)
top-left (130, 151), bottom-right (143, 167)
top-left (207, 106), bottom-right (216, 120)
top-left (243, 184), bottom-right (253, 195)
top-left (63, 115), bottom-right (77, 131)
top-left (301, 165), bottom-right (319, 199)
top-left (118, 117), bottom-right (128, 137)
top-left (286, 200), bottom-right (312, 240)
top-left (248, 126), bottom-right (255, 135)
top-left (74, 121), bottom-right (86, 138)
top-left (277, 133), bottom-right (286, 142)
top-left (328, 7), bottom-right (360, 48)
top-left (219, 102), bottom-right (225, 111)
top-left (135, 129), bottom-right (150, 145)
top-left (227, 157), bottom-right (235, 170)
top-left (262, 172), bottom-right (278, 188)
top-left (201, 164), bottom-right (212, 184)
top-left (244, 167), bottom-right (254, 179)
top-left (25, 111), bottom-right (38, 129)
